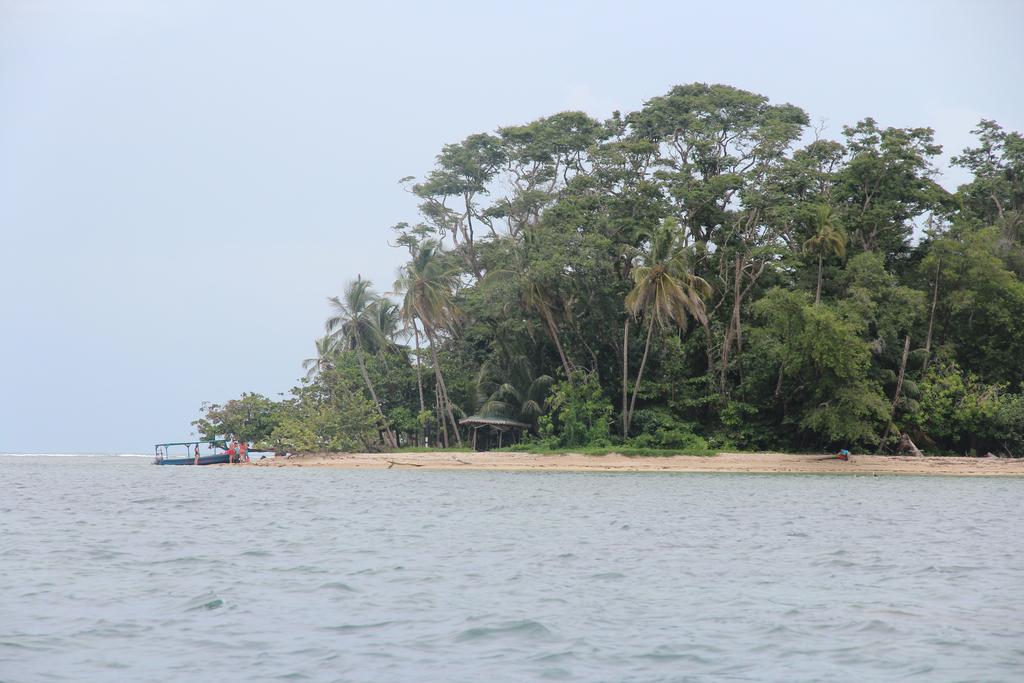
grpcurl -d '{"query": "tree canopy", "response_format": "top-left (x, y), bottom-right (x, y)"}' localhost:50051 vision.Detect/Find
top-left (196, 83), bottom-right (1024, 457)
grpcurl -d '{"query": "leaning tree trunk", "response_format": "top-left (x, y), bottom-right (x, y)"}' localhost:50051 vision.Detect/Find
top-left (897, 433), bottom-right (924, 457)
top-left (353, 342), bottom-right (397, 449)
top-left (815, 252), bottom-right (823, 305)
top-left (878, 334), bottom-right (911, 453)
top-left (541, 305), bottom-right (572, 379)
top-left (429, 344), bottom-right (448, 448)
top-left (425, 326), bottom-right (462, 445)
top-left (719, 257), bottom-right (739, 395)
top-left (413, 325), bottom-right (426, 446)
top-left (621, 318), bottom-right (630, 437)
top-left (923, 256), bottom-right (941, 372)
top-left (626, 321), bottom-right (656, 435)
top-left (433, 382), bottom-right (445, 448)
top-left (701, 319), bottom-right (716, 376)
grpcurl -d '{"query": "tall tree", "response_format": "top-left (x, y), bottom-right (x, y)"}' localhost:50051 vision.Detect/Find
top-left (951, 119), bottom-right (1024, 239)
top-left (325, 277), bottom-right (398, 448)
top-left (411, 133), bottom-right (506, 280)
top-left (835, 118), bottom-right (946, 256)
top-left (394, 241), bottom-right (463, 446)
top-left (803, 204), bottom-right (847, 304)
top-left (623, 219), bottom-right (711, 434)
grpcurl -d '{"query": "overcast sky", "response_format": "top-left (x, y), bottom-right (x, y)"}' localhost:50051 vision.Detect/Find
top-left (2, 0), bottom-right (1022, 453)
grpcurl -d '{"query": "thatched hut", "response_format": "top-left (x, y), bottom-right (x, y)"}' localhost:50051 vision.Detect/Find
top-left (459, 415), bottom-right (530, 451)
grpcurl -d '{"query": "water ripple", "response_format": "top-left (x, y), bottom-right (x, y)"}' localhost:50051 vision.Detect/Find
top-left (2, 456), bottom-right (1023, 682)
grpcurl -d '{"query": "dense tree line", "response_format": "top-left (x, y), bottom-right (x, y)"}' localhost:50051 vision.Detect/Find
top-left (195, 83), bottom-right (1024, 456)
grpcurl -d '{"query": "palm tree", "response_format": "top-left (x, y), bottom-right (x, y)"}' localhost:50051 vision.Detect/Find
top-left (623, 219), bottom-right (711, 435)
top-left (301, 336), bottom-right (335, 380)
top-left (474, 348), bottom-right (554, 431)
top-left (371, 298), bottom-right (405, 368)
top-left (803, 204), bottom-right (847, 305)
top-left (325, 276), bottom-right (397, 448)
top-left (394, 241), bottom-right (462, 446)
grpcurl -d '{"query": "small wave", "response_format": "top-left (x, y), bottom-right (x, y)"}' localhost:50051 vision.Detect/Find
top-left (856, 619), bottom-right (898, 634)
top-left (318, 581), bottom-right (357, 592)
top-left (183, 593), bottom-right (225, 611)
top-left (0, 639), bottom-right (53, 652)
top-left (538, 667), bottom-right (572, 679)
top-left (531, 650), bottom-right (578, 663)
top-left (455, 619), bottom-right (552, 642)
top-left (637, 646), bottom-right (712, 664)
top-left (322, 620), bottom-right (397, 633)
top-left (590, 571), bottom-right (626, 580)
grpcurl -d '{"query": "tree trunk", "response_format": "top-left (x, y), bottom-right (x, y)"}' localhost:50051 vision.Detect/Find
top-left (923, 256), bottom-right (941, 372)
top-left (815, 252), bottom-right (823, 305)
top-left (413, 324), bottom-right (426, 446)
top-left (413, 325), bottom-right (426, 412)
top-left (720, 254), bottom-right (745, 395)
top-left (621, 317), bottom-right (630, 437)
top-left (897, 433), bottom-right (924, 457)
top-left (355, 349), bottom-right (397, 449)
top-left (542, 305), bottom-right (572, 379)
top-left (701, 319), bottom-right (715, 375)
top-left (892, 334), bottom-right (911, 411)
top-left (434, 381), bottom-right (446, 448)
top-left (773, 360), bottom-right (786, 399)
top-left (425, 326), bottom-right (462, 445)
top-left (626, 321), bottom-right (656, 435)
top-left (878, 335), bottom-right (911, 453)
top-left (463, 194), bottom-right (484, 281)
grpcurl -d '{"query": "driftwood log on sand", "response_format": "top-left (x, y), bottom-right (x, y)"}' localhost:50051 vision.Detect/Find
top-left (897, 433), bottom-right (925, 457)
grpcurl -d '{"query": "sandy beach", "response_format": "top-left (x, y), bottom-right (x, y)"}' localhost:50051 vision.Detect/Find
top-left (243, 451), bottom-right (1024, 476)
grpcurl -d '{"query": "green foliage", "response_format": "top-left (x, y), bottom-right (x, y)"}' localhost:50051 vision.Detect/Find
top-left (906, 361), bottom-right (1024, 455)
top-left (836, 118), bottom-right (948, 256)
top-left (626, 408), bottom-right (709, 451)
top-left (924, 227), bottom-right (1024, 386)
top-left (538, 370), bottom-right (613, 448)
top-left (952, 119), bottom-right (1024, 246)
top-left (198, 86), bottom-right (1024, 457)
top-left (749, 289), bottom-right (889, 447)
top-left (269, 368), bottom-right (383, 453)
top-left (193, 393), bottom-right (282, 445)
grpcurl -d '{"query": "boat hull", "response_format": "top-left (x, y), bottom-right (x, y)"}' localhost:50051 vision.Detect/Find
top-left (156, 454), bottom-right (232, 466)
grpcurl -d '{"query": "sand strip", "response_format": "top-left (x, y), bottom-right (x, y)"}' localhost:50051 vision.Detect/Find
top-left (240, 451), bottom-right (1024, 476)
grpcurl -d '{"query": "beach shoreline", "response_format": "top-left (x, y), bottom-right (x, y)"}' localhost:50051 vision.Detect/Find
top-left (240, 451), bottom-right (1024, 476)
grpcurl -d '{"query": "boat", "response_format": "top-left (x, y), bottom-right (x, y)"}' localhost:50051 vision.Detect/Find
top-left (154, 440), bottom-right (235, 466)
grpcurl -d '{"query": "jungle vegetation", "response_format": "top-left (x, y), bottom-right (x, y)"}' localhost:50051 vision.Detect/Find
top-left (194, 83), bottom-right (1024, 456)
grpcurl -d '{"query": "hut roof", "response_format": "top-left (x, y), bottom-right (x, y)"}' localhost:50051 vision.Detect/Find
top-left (459, 415), bottom-right (530, 429)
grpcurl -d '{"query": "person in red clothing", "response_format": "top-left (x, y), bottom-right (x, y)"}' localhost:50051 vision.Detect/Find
top-left (227, 438), bottom-right (238, 464)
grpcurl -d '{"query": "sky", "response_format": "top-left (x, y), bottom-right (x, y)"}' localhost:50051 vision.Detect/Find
top-left (2, 0), bottom-right (1022, 453)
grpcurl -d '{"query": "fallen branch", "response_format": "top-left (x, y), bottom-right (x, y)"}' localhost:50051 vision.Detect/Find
top-left (386, 459), bottom-right (424, 468)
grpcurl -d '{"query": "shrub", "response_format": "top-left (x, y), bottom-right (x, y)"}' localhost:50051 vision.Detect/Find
top-left (626, 408), bottom-right (708, 451)
top-left (538, 369), bottom-right (613, 448)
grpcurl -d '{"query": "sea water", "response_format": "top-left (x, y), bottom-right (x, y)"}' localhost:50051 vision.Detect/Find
top-left (1, 456), bottom-right (1022, 682)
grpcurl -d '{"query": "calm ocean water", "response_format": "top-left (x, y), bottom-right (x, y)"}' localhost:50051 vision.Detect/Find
top-left (1, 456), bottom-right (1022, 682)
